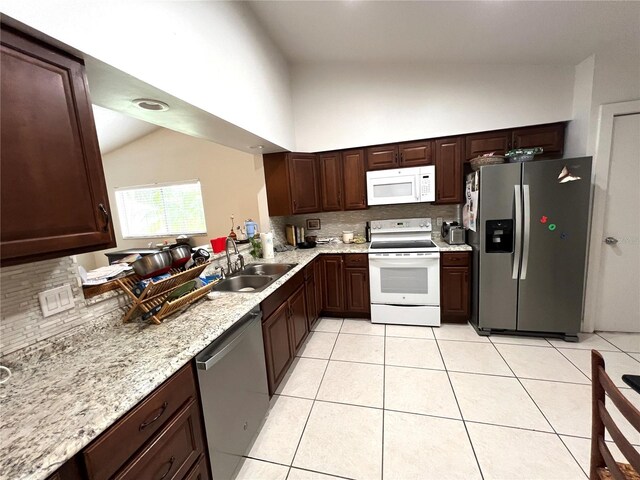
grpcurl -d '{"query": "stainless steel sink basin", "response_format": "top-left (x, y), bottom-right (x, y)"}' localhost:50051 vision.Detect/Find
top-left (212, 275), bottom-right (276, 293)
top-left (241, 263), bottom-right (297, 276)
top-left (211, 263), bottom-right (298, 293)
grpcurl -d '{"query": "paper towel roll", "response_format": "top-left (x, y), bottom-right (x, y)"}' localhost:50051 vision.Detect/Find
top-left (260, 232), bottom-right (275, 259)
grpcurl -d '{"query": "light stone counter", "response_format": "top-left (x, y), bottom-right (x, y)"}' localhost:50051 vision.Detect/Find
top-left (433, 238), bottom-right (473, 252)
top-left (0, 242), bottom-right (368, 480)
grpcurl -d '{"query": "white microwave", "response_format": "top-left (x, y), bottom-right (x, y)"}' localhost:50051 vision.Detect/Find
top-left (366, 165), bottom-right (435, 206)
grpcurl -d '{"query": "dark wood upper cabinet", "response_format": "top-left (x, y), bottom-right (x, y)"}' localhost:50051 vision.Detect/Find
top-left (435, 137), bottom-right (464, 204)
top-left (342, 149), bottom-right (367, 210)
top-left (289, 154), bottom-right (321, 213)
top-left (321, 255), bottom-right (344, 313)
top-left (0, 25), bottom-right (115, 266)
top-left (399, 140), bottom-right (433, 167)
top-left (366, 144), bottom-right (398, 170)
top-left (464, 130), bottom-right (511, 161)
top-left (318, 152), bottom-right (343, 211)
top-left (263, 152), bottom-right (321, 216)
top-left (512, 123), bottom-right (565, 156)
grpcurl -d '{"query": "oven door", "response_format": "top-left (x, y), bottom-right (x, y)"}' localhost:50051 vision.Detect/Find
top-left (369, 253), bottom-right (440, 306)
top-left (366, 169), bottom-right (420, 206)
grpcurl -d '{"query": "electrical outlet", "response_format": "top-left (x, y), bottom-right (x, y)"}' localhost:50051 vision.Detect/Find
top-left (39, 284), bottom-right (75, 317)
top-left (436, 217), bottom-right (443, 227)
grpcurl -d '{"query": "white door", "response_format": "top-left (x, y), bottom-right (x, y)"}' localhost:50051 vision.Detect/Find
top-left (595, 113), bottom-right (640, 332)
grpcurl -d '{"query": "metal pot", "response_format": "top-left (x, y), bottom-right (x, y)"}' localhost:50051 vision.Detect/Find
top-left (132, 251), bottom-right (172, 279)
top-left (169, 245), bottom-right (192, 268)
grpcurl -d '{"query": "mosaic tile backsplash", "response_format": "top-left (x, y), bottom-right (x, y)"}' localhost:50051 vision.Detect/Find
top-left (270, 203), bottom-right (461, 245)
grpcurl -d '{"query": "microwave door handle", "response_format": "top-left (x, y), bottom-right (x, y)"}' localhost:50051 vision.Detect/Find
top-left (512, 185), bottom-right (522, 280)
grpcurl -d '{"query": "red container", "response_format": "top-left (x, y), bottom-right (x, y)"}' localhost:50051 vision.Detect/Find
top-left (210, 237), bottom-right (227, 253)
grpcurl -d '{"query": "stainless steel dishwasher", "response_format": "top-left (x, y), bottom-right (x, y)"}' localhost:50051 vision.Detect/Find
top-left (196, 307), bottom-right (269, 479)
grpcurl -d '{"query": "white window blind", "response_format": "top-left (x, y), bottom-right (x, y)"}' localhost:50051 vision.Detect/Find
top-left (115, 180), bottom-right (207, 239)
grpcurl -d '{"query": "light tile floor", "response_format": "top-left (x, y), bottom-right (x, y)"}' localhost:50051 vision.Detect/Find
top-left (239, 320), bottom-right (640, 480)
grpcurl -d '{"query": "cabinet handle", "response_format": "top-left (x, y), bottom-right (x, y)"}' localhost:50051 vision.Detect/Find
top-left (293, 200), bottom-right (297, 210)
top-left (98, 203), bottom-right (110, 232)
top-left (139, 401), bottom-right (168, 430)
top-left (158, 456), bottom-right (175, 480)
top-left (399, 152), bottom-right (403, 163)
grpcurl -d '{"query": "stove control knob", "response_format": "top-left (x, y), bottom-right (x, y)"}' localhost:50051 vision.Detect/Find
top-left (420, 224), bottom-right (425, 228)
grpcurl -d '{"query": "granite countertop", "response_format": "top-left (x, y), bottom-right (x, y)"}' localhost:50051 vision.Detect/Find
top-left (0, 242), bottom-right (369, 480)
top-left (433, 238), bottom-right (473, 251)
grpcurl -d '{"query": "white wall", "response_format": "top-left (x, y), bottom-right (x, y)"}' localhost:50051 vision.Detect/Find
top-left (1, 0), bottom-right (295, 150)
top-left (85, 128), bottom-right (266, 268)
top-left (291, 63), bottom-right (575, 152)
top-left (565, 56), bottom-right (595, 157)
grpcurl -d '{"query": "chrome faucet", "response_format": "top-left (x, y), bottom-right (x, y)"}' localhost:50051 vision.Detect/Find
top-left (225, 236), bottom-right (244, 275)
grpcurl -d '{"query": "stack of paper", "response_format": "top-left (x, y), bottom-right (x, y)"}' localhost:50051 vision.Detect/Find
top-left (79, 264), bottom-right (133, 286)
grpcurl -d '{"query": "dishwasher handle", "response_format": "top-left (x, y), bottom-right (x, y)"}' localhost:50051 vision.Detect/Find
top-left (196, 308), bottom-right (262, 371)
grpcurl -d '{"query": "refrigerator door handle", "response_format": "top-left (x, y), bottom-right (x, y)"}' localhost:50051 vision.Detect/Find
top-left (521, 184), bottom-right (531, 279)
top-left (512, 185), bottom-right (522, 280)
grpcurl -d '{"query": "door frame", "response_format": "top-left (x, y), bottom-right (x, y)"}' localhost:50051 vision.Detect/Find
top-left (583, 99), bottom-right (640, 332)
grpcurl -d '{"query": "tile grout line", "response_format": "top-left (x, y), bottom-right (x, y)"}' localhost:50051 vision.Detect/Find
top-left (547, 340), bottom-right (597, 383)
top-left (285, 318), bottom-right (344, 479)
top-left (381, 325), bottom-right (386, 480)
top-left (488, 339), bottom-right (587, 475)
top-left (432, 332), bottom-right (485, 480)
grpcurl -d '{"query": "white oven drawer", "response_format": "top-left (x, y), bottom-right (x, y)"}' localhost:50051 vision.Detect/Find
top-left (369, 254), bottom-right (440, 306)
top-left (371, 304), bottom-right (440, 327)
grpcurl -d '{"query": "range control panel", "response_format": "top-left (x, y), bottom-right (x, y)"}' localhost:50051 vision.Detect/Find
top-left (370, 218), bottom-right (432, 231)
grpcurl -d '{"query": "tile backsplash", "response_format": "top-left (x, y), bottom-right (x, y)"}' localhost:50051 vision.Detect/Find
top-left (0, 256), bottom-right (128, 359)
top-left (270, 203), bottom-right (460, 245)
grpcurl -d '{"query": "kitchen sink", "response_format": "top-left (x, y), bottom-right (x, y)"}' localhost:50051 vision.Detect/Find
top-left (211, 263), bottom-right (298, 293)
top-left (241, 263), bottom-right (297, 276)
top-left (212, 275), bottom-right (276, 293)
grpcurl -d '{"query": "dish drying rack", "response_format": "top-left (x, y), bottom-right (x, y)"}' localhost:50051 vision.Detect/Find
top-left (116, 262), bottom-right (214, 324)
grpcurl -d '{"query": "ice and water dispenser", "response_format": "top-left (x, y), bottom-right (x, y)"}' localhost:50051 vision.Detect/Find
top-left (485, 220), bottom-right (514, 253)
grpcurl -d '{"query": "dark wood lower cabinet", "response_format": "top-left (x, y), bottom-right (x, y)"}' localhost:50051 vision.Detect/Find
top-left (345, 268), bottom-right (370, 314)
top-left (440, 252), bottom-right (471, 323)
top-left (50, 364), bottom-right (210, 480)
top-left (321, 255), bottom-right (345, 313)
top-left (262, 301), bottom-right (294, 395)
top-left (288, 285), bottom-right (309, 352)
top-left (305, 269), bottom-right (319, 330)
top-left (319, 254), bottom-right (370, 318)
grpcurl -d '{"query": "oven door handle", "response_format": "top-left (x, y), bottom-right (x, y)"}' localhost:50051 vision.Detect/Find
top-left (369, 260), bottom-right (438, 268)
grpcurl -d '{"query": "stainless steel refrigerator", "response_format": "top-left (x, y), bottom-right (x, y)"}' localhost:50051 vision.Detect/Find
top-left (468, 157), bottom-right (592, 341)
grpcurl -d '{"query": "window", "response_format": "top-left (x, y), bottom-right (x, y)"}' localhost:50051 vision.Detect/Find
top-left (115, 180), bottom-right (207, 238)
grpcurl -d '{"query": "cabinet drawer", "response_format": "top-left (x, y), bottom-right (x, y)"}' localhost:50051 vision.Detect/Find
top-left (184, 454), bottom-right (210, 480)
top-left (84, 364), bottom-right (196, 480)
top-left (115, 398), bottom-right (204, 480)
top-left (344, 254), bottom-right (368, 267)
top-left (441, 252), bottom-right (470, 267)
top-left (304, 262), bottom-right (314, 280)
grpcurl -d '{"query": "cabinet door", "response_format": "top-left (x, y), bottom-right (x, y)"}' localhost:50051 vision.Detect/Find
top-left (345, 268), bottom-right (370, 314)
top-left (305, 276), bottom-right (318, 330)
top-left (288, 154), bottom-right (320, 214)
top-left (318, 152), bottom-right (343, 211)
top-left (512, 123), bottom-right (565, 156)
top-left (314, 258), bottom-right (323, 314)
top-left (321, 255), bottom-right (344, 313)
top-left (464, 131), bottom-right (511, 161)
top-left (435, 137), bottom-right (464, 204)
top-left (0, 26), bottom-right (115, 266)
top-left (342, 149), bottom-right (367, 210)
top-left (366, 144), bottom-right (398, 170)
top-left (440, 266), bottom-right (470, 322)
top-left (399, 140), bottom-right (433, 167)
top-left (288, 284), bottom-right (309, 352)
top-left (262, 302), bottom-right (293, 394)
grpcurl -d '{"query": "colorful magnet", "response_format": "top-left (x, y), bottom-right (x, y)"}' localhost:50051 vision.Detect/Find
top-left (540, 215), bottom-right (548, 224)
top-left (548, 224), bottom-right (557, 231)
top-left (560, 232), bottom-right (568, 240)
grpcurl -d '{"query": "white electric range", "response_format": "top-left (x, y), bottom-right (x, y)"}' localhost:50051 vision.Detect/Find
top-left (368, 218), bottom-right (440, 326)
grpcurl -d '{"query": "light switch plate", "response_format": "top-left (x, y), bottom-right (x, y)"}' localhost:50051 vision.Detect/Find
top-left (436, 217), bottom-right (443, 227)
top-left (38, 284), bottom-right (75, 317)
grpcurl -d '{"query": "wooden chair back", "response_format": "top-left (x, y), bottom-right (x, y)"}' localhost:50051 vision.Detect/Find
top-left (590, 349), bottom-right (640, 479)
